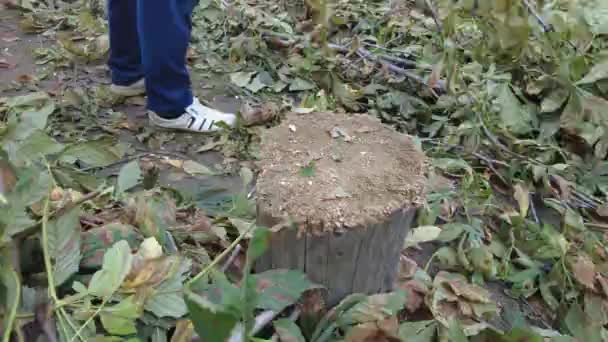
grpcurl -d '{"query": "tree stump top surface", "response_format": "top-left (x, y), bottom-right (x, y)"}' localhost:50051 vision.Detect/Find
top-left (256, 112), bottom-right (427, 234)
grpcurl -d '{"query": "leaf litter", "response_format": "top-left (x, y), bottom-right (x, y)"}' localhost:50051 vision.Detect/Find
top-left (1, 0), bottom-right (608, 340)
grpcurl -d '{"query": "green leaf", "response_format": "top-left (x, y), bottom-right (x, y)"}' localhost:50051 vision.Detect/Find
top-left (115, 160), bottom-right (141, 196)
top-left (582, 3), bottom-right (608, 34)
top-left (100, 296), bottom-right (140, 336)
top-left (398, 320), bottom-right (437, 342)
top-left (61, 138), bottom-right (125, 167)
top-left (186, 291), bottom-right (239, 342)
top-left (15, 130), bottom-right (64, 161)
top-left (0, 166), bottom-right (50, 238)
top-left (145, 258), bottom-right (191, 318)
top-left (4, 92), bottom-right (56, 141)
top-left (8, 166), bottom-right (50, 206)
top-left (448, 320), bottom-right (469, 342)
top-left (299, 161), bottom-right (316, 177)
top-left (274, 319), bottom-right (306, 342)
top-left (246, 71), bottom-right (273, 93)
top-left (252, 269), bottom-right (319, 312)
top-left (565, 304), bottom-right (602, 342)
top-left (230, 71), bottom-right (255, 87)
top-left (495, 84), bottom-right (533, 135)
top-left (405, 225), bottom-right (441, 248)
top-left (246, 227), bottom-right (270, 265)
top-left (47, 206), bottom-right (81, 286)
top-left (289, 78), bottom-right (316, 91)
top-left (88, 240), bottom-right (133, 298)
top-left (433, 158), bottom-right (472, 175)
top-left (437, 223), bottom-right (467, 242)
top-left (540, 89), bottom-right (569, 113)
top-left (183, 160), bottom-right (216, 176)
top-left (577, 59), bottom-right (608, 85)
top-left (337, 291), bottom-right (407, 326)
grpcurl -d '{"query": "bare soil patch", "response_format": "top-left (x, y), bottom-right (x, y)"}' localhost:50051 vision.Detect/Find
top-left (256, 111), bottom-right (427, 234)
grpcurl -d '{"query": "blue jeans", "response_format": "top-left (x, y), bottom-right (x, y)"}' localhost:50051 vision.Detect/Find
top-left (107, 0), bottom-right (198, 118)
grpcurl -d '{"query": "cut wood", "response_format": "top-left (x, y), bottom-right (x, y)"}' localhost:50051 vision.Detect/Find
top-left (254, 112), bottom-right (427, 306)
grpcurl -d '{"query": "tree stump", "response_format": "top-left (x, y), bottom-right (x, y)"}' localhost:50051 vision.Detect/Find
top-left (254, 112), bottom-right (427, 306)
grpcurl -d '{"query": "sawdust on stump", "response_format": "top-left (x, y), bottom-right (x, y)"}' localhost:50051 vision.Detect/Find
top-left (256, 112), bottom-right (427, 235)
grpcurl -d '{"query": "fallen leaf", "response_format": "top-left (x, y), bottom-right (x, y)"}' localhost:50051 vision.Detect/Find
top-left (345, 318), bottom-right (401, 342)
top-left (99, 296), bottom-right (140, 335)
top-left (88, 240), bottom-right (133, 298)
top-left (576, 59), bottom-right (608, 85)
top-left (398, 255), bottom-right (418, 280)
top-left (404, 225), bottom-right (441, 248)
top-left (513, 183), bottom-right (529, 218)
top-left (240, 101), bottom-right (278, 126)
top-left (183, 160), bottom-right (215, 176)
top-left (571, 254), bottom-right (597, 290)
top-left (115, 160), bottom-right (141, 196)
top-left (329, 126), bottom-right (353, 142)
top-left (230, 71), bottom-right (255, 87)
top-left (399, 280), bottom-right (427, 313)
top-left (161, 159), bottom-right (184, 168)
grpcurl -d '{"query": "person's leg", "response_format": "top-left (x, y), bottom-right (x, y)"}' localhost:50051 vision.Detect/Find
top-left (107, 0), bottom-right (144, 87)
top-left (136, 0), bottom-right (196, 118)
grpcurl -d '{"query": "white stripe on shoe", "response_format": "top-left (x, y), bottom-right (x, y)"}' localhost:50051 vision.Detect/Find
top-left (148, 97), bottom-right (236, 133)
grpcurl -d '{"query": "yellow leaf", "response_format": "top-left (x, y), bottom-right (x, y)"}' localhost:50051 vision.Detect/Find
top-left (124, 256), bottom-right (177, 289)
top-left (513, 183), bottom-right (529, 218)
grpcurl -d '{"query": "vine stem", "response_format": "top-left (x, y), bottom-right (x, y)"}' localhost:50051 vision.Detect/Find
top-left (69, 297), bottom-right (110, 342)
top-left (187, 223), bottom-right (254, 286)
top-left (42, 161), bottom-right (85, 341)
top-left (2, 269), bottom-right (21, 342)
top-left (42, 192), bottom-right (59, 302)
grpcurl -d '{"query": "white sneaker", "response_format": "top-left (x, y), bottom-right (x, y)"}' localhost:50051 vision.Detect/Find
top-left (110, 78), bottom-right (146, 97)
top-left (148, 97), bottom-right (236, 133)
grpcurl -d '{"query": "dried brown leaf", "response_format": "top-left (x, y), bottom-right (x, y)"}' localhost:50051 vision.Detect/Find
top-left (571, 254), bottom-right (597, 290)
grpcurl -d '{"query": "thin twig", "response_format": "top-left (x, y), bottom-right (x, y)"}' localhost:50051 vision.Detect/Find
top-left (471, 151), bottom-right (508, 184)
top-left (14, 187), bottom-right (110, 240)
top-left (220, 244), bottom-right (242, 273)
top-left (521, 0), bottom-right (579, 51)
top-left (270, 309), bottom-right (301, 341)
top-left (2, 268), bottom-right (20, 342)
top-left (529, 193), bottom-right (540, 224)
top-left (257, 31), bottom-right (440, 89)
top-left (521, 0), bottom-right (552, 33)
top-left (585, 222), bottom-right (608, 230)
top-left (328, 43), bottom-right (445, 90)
top-left (187, 224), bottom-right (255, 286)
top-left (227, 310), bottom-right (280, 342)
top-left (69, 297), bottom-right (110, 342)
top-left (424, 0), bottom-right (443, 33)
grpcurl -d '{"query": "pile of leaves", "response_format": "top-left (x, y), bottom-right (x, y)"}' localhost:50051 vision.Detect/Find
top-left (188, 0), bottom-right (608, 339)
top-left (3, 0), bottom-right (608, 340)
